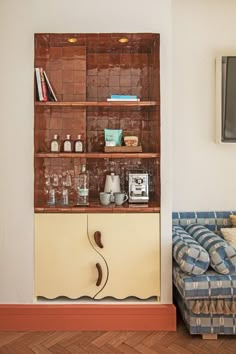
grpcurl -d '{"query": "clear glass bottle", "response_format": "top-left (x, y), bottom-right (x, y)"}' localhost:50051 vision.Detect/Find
top-left (77, 164), bottom-right (89, 206)
top-left (50, 134), bottom-right (60, 152)
top-left (63, 134), bottom-right (73, 152)
top-left (74, 134), bottom-right (84, 152)
top-left (48, 188), bottom-right (56, 205)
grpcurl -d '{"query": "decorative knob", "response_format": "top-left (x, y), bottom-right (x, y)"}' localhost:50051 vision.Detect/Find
top-left (96, 263), bottom-right (103, 286)
top-left (94, 231), bottom-right (103, 248)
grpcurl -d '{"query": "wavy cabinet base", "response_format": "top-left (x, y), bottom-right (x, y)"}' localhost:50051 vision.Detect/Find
top-left (35, 213), bottom-right (160, 300)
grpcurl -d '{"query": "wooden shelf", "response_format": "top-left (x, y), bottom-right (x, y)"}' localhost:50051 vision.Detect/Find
top-left (35, 101), bottom-right (158, 107)
top-left (34, 201), bottom-right (160, 213)
top-left (35, 152), bottom-right (160, 159)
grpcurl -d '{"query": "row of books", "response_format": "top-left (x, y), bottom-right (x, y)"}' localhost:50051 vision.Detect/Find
top-left (107, 95), bottom-right (140, 102)
top-left (35, 68), bottom-right (57, 102)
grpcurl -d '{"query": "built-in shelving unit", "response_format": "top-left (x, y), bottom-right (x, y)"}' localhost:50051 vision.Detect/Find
top-left (34, 33), bottom-right (160, 211)
top-left (32, 34), bottom-right (177, 330)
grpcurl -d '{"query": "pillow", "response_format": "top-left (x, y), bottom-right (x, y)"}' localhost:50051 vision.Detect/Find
top-left (230, 214), bottom-right (236, 227)
top-left (185, 224), bottom-right (236, 274)
top-left (172, 225), bottom-right (210, 275)
top-left (221, 228), bottom-right (236, 248)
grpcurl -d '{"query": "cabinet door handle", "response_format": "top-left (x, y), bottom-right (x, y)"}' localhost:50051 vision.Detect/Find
top-left (96, 263), bottom-right (103, 286)
top-left (94, 231), bottom-right (103, 248)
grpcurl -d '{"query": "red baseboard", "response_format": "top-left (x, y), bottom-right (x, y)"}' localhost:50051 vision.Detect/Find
top-left (0, 304), bottom-right (176, 331)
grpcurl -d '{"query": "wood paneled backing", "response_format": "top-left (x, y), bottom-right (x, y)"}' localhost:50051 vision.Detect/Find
top-left (34, 107), bottom-right (86, 152)
top-left (34, 33), bottom-right (160, 209)
top-left (148, 36), bottom-right (160, 153)
top-left (34, 35), bottom-right (160, 102)
top-left (149, 107), bottom-right (160, 153)
top-left (149, 36), bottom-right (160, 101)
top-left (86, 107), bottom-right (156, 153)
top-left (35, 33), bottom-right (159, 54)
top-left (87, 52), bottom-right (150, 100)
top-left (34, 157), bottom-right (160, 207)
top-left (35, 106), bottom-right (158, 154)
top-left (35, 46), bottom-right (86, 102)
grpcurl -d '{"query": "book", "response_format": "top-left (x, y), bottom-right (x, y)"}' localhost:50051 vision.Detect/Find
top-left (39, 67), bottom-right (48, 101)
top-left (107, 98), bottom-right (140, 101)
top-left (35, 68), bottom-right (44, 101)
top-left (43, 70), bottom-right (58, 102)
top-left (110, 94), bottom-right (138, 99)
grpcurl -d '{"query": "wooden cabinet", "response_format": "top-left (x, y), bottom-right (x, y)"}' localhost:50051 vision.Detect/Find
top-left (88, 213), bottom-right (160, 300)
top-left (35, 214), bottom-right (108, 299)
top-left (35, 213), bottom-right (160, 301)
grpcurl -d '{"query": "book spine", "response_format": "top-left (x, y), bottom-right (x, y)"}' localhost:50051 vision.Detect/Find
top-left (107, 98), bottom-right (140, 101)
top-left (39, 67), bottom-right (48, 102)
top-left (35, 68), bottom-right (44, 101)
top-left (43, 71), bottom-right (58, 102)
top-left (110, 95), bottom-right (138, 99)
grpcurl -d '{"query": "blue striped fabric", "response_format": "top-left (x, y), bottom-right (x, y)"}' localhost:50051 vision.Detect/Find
top-left (172, 211), bottom-right (235, 231)
top-left (172, 226), bottom-right (210, 275)
top-left (174, 285), bottom-right (236, 335)
top-left (186, 224), bottom-right (236, 274)
top-left (173, 261), bottom-right (236, 300)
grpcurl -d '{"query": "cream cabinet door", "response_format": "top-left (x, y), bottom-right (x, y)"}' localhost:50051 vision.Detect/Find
top-left (88, 213), bottom-right (160, 300)
top-left (35, 214), bottom-right (107, 299)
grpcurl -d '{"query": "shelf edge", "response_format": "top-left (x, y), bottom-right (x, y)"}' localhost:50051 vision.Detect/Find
top-left (35, 153), bottom-right (160, 159)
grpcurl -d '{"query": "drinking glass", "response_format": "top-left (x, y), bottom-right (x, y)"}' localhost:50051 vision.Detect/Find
top-left (44, 173), bottom-right (56, 205)
top-left (61, 171), bottom-right (72, 205)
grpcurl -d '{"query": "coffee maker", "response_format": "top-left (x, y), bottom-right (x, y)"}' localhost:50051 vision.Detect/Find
top-left (128, 172), bottom-right (149, 203)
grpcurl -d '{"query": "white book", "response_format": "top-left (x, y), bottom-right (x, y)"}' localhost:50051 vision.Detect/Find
top-left (107, 98), bottom-right (140, 102)
top-left (43, 71), bottom-right (58, 101)
top-left (35, 68), bottom-right (44, 101)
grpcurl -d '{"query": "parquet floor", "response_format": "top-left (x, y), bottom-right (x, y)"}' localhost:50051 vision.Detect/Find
top-left (0, 314), bottom-right (235, 354)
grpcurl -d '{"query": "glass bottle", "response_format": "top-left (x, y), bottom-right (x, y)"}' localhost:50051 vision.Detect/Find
top-left (63, 134), bottom-right (72, 152)
top-left (77, 164), bottom-right (89, 206)
top-left (50, 134), bottom-right (60, 152)
top-left (74, 134), bottom-right (84, 152)
top-left (48, 188), bottom-right (56, 205)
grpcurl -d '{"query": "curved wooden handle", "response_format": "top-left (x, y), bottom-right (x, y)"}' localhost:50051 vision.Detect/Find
top-left (94, 231), bottom-right (103, 248)
top-left (96, 263), bottom-right (103, 286)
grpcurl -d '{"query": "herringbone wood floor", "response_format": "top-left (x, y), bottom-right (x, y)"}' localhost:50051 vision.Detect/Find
top-left (0, 314), bottom-right (235, 354)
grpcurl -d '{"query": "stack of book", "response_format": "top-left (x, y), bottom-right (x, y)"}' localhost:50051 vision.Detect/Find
top-left (35, 67), bottom-right (57, 102)
top-left (107, 95), bottom-right (140, 102)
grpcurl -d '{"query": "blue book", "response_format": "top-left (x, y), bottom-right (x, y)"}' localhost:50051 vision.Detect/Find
top-left (107, 98), bottom-right (140, 101)
top-left (110, 94), bottom-right (138, 99)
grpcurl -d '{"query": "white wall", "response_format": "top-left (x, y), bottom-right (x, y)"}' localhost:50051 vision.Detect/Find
top-left (173, 0), bottom-right (236, 211)
top-left (0, 0), bottom-right (172, 303)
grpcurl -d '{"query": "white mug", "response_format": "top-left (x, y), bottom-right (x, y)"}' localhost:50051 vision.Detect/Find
top-left (114, 192), bottom-right (128, 206)
top-left (99, 192), bottom-right (111, 206)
